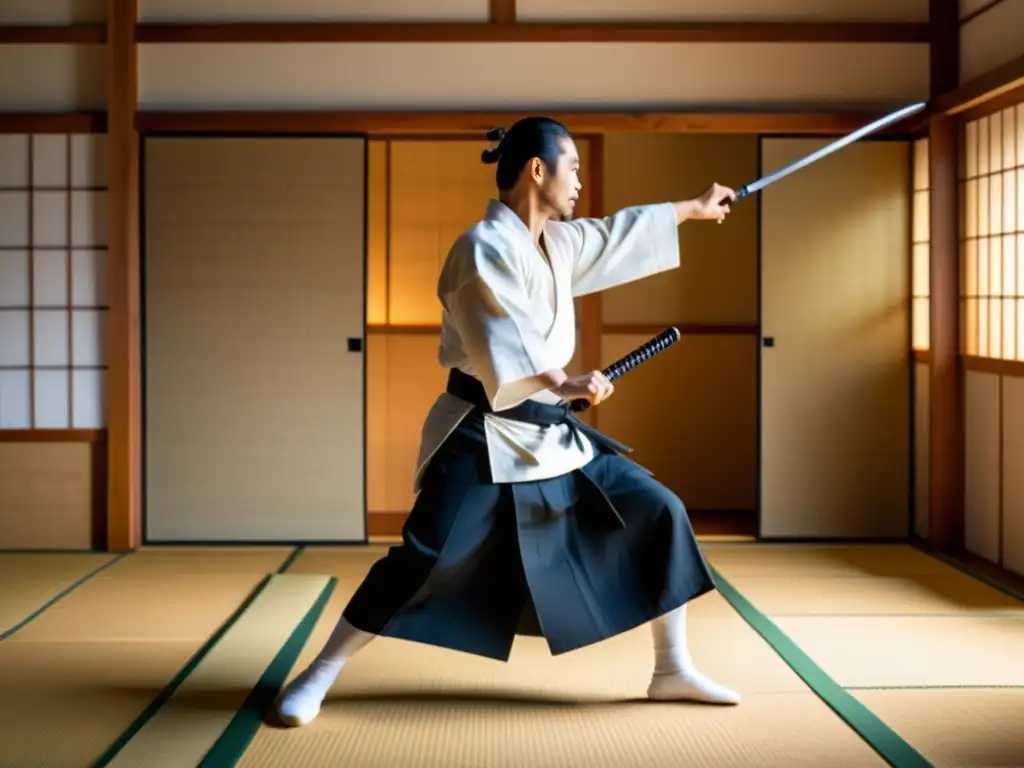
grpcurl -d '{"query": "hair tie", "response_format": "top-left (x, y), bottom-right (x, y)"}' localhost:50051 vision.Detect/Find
top-left (481, 127), bottom-right (507, 165)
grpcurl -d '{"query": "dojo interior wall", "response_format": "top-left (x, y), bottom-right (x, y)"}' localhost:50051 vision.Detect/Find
top-left (959, 103), bottom-right (1024, 577)
top-left (7, 0), bottom-right (1024, 551)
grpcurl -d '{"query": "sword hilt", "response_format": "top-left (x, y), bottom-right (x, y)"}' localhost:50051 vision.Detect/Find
top-left (569, 327), bottom-right (681, 412)
top-left (719, 186), bottom-right (749, 206)
top-left (716, 186), bottom-right (749, 223)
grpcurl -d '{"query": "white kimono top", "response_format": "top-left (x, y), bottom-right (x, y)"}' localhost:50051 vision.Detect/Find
top-left (413, 198), bottom-right (681, 490)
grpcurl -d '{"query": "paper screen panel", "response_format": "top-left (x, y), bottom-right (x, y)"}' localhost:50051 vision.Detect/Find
top-left (367, 140), bottom-right (388, 326)
top-left (143, 136), bottom-right (367, 541)
top-left (601, 133), bottom-right (758, 325)
top-left (596, 333), bottom-right (757, 511)
top-left (366, 332), bottom-right (448, 513)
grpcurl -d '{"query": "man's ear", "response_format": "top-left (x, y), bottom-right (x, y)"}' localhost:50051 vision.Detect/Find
top-left (529, 157), bottom-right (545, 183)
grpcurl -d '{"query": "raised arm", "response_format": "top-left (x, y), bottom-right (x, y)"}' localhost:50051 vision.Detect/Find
top-left (562, 183), bottom-right (735, 297)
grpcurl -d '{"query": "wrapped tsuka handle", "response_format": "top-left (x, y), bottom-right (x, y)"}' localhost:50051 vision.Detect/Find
top-left (569, 327), bottom-right (681, 412)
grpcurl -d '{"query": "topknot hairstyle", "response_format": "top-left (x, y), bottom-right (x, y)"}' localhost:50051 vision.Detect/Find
top-left (480, 117), bottom-right (573, 191)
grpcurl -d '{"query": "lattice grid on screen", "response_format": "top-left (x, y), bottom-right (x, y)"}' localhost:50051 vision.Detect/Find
top-left (0, 134), bottom-right (109, 428)
top-left (961, 104), bottom-right (1024, 360)
top-left (912, 136), bottom-right (930, 351)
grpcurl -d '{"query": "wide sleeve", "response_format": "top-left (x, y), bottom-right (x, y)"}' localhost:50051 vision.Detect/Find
top-left (442, 240), bottom-right (566, 411)
top-left (560, 202), bottom-right (680, 297)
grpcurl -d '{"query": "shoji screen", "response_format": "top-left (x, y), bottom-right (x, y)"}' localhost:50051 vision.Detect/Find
top-left (143, 136), bottom-right (367, 543)
top-left (596, 134), bottom-right (759, 520)
top-left (760, 137), bottom-right (910, 538)
top-left (0, 132), bottom-right (108, 549)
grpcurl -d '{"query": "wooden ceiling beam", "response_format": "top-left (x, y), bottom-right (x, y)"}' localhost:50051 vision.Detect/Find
top-left (134, 21), bottom-right (928, 45)
top-left (933, 52), bottom-right (1024, 116)
top-left (0, 25), bottom-right (106, 44)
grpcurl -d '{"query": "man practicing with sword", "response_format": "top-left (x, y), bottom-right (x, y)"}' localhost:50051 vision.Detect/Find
top-left (276, 104), bottom-right (922, 727)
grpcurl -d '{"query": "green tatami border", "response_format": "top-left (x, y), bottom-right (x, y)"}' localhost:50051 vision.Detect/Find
top-left (90, 545), bottom-right (303, 767)
top-left (0, 552), bottom-right (131, 642)
top-left (199, 576), bottom-right (338, 768)
top-left (710, 566), bottom-right (934, 768)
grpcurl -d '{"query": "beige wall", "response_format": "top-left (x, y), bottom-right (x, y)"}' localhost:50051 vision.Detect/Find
top-left (136, 43), bottom-right (926, 111)
top-left (959, 0), bottom-right (1024, 85)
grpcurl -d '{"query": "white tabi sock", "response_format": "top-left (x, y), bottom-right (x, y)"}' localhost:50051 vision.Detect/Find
top-left (275, 616), bottom-right (375, 726)
top-left (647, 604), bottom-right (741, 705)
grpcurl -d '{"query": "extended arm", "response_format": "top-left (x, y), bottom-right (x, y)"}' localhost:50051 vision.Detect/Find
top-left (565, 183), bottom-right (734, 297)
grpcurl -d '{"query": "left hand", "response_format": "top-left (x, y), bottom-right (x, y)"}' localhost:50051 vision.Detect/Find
top-left (690, 183), bottom-right (736, 223)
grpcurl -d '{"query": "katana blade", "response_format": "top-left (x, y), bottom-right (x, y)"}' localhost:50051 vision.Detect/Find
top-left (724, 101), bottom-right (927, 205)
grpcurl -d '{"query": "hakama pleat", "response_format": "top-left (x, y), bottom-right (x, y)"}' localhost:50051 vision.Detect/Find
top-left (342, 411), bottom-right (716, 661)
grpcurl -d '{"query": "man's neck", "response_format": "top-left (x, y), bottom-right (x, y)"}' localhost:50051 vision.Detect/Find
top-left (500, 193), bottom-right (550, 246)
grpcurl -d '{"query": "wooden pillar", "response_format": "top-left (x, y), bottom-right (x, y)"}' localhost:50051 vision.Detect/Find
top-left (927, 0), bottom-right (963, 552)
top-left (489, 0), bottom-right (515, 25)
top-left (580, 134), bottom-right (605, 426)
top-left (105, 0), bottom-right (141, 551)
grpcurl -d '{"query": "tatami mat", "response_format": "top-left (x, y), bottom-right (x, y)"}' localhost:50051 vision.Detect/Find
top-left (233, 548), bottom-right (888, 768)
top-left (853, 688), bottom-right (1024, 768)
top-left (103, 574), bottom-right (333, 768)
top-left (705, 543), bottom-right (1024, 617)
top-left (5, 542), bottom-right (1019, 767)
top-left (704, 543), bottom-right (953, 579)
top-left (721, 572), bottom-right (1023, 616)
top-left (773, 613), bottom-right (1024, 688)
top-left (0, 552), bottom-right (118, 638)
top-left (0, 548), bottom-right (294, 768)
top-left (239, 691), bottom-right (888, 768)
top-left (7, 547), bottom-right (292, 642)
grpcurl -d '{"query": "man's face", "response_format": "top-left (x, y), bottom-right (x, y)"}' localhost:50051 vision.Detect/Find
top-left (537, 137), bottom-right (582, 221)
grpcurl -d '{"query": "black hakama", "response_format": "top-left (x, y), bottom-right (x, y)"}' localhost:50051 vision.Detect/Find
top-left (342, 369), bottom-right (717, 661)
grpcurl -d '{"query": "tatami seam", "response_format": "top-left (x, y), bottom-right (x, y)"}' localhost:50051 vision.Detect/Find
top-left (90, 545), bottom-right (304, 767)
top-left (711, 566), bottom-right (935, 768)
top-left (0, 551), bottom-right (131, 642)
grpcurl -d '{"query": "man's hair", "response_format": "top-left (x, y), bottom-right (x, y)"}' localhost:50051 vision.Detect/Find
top-left (481, 117), bottom-right (573, 191)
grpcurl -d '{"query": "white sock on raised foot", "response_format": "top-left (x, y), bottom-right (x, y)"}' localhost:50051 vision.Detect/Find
top-left (647, 604), bottom-right (741, 705)
top-left (275, 617), bottom-right (375, 726)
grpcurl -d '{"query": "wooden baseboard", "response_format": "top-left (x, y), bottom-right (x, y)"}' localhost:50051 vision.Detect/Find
top-left (912, 538), bottom-right (1024, 602)
top-left (368, 508), bottom-right (757, 539)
